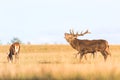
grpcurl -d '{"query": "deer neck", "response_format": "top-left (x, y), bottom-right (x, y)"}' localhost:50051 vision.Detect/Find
top-left (69, 38), bottom-right (80, 50)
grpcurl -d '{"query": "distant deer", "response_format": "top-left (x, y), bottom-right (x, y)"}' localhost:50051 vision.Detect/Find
top-left (64, 29), bottom-right (111, 62)
top-left (7, 42), bottom-right (20, 63)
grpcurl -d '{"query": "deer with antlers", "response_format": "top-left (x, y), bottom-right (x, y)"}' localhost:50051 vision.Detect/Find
top-left (64, 29), bottom-right (111, 62)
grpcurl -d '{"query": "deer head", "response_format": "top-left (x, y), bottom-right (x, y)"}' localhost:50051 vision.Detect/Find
top-left (64, 29), bottom-right (91, 43)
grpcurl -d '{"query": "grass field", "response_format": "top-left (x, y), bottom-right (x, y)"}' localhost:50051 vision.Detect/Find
top-left (0, 44), bottom-right (120, 79)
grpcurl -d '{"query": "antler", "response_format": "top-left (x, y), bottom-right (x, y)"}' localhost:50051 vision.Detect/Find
top-left (76, 30), bottom-right (91, 36)
top-left (69, 29), bottom-right (90, 36)
top-left (69, 29), bottom-right (74, 35)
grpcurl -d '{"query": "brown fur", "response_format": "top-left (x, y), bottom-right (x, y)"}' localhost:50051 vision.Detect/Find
top-left (7, 42), bottom-right (20, 63)
top-left (64, 31), bottom-right (111, 62)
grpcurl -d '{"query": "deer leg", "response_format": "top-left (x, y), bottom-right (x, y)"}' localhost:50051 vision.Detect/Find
top-left (93, 52), bottom-right (96, 59)
top-left (82, 50), bottom-right (88, 60)
top-left (84, 54), bottom-right (87, 60)
top-left (93, 53), bottom-right (95, 59)
top-left (80, 52), bottom-right (84, 62)
top-left (105, 47), bottom-right (111, 56)
top-left (101, 51), bottom-right (107, 61)
top-left (8, 53), bottom-right (13, 63)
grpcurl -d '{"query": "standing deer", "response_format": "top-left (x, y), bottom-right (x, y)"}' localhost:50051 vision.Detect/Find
top-left (7, 42), bottom-right (20, 63)
top-left (64, 29), bottom-right (111, 62)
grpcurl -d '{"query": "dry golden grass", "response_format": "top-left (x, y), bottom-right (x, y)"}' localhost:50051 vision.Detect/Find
top-left (0, 44), bottom-right (120, 79)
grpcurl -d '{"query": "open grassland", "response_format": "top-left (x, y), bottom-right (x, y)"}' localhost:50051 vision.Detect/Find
top-left (0, 44), bottom-right (120, 79)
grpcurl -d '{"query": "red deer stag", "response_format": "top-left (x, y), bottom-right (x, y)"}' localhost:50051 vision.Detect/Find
top-left (7, 42), bottom-right (20, 63)
top-left (64, 29), bottom-right (111, 62)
